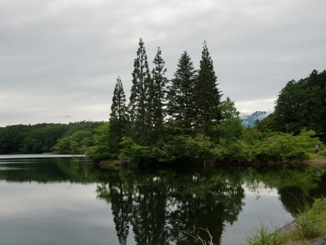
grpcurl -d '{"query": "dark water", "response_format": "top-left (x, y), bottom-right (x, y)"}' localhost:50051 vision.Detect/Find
top-left (0, 156), bottom-right (325, 245)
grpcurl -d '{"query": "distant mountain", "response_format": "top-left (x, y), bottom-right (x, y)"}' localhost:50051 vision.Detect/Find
top-left (240, 111), bottom-right (269, 127)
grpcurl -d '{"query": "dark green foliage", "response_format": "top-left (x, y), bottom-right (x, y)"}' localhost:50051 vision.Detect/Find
top-left (51, 130), bottom-right (93, 154)
top-left (0, 123), bottom-right (68, 154)
top-left (194, 41), bottom-right (222, 135)
top-left (86, 122), bottom-right (112, 162)
top-left (96, 168), bottom-right (245, 245)
top-left (110, 76), bottom-right (128, 123)
top-left (5, 38), bottom-right (323, 166)
top-left (157, 134), bottom-right (217, 165)
top-left (0, 121), bottom-right (103, 154)
top-left (150, 47), bottom-right (168, 142)
top-left (267, 69), bottom-right (326, 141)
top-left (118, 134), bottom-right (217, 165)
top-left (109, 77), bottom-right (129, 158)
top-left (213, 97), bottom-right (243, 142)
top-left (63, 121), bottom-right (103, 137)
top-left (118, 137), bottom-right (152, 164)
top-left (128, 38), bottom-right (152, 144)
top-left (95, 40), bottom-right (325, 165)
top-left (167, 51), bottom-right (197, 132)
top-left (0, 124), bottom-right (28, 154)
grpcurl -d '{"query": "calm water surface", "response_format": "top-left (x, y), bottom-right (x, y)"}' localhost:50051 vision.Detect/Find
top-left (0, 156), bottom-right (325, 245)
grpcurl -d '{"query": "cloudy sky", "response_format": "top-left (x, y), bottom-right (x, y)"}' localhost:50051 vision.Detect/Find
top-left (1, 0), bottom-right (325, 126)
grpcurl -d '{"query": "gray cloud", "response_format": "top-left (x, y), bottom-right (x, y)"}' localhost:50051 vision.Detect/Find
top-left (1, 0), bottom-right (326, 125)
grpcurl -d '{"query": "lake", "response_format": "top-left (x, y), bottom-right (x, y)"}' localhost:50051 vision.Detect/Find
top-left (0, 155), bottom-right (325, 245)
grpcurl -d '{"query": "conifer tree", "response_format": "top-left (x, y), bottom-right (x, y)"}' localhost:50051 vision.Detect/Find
top-left (194, 41), bottom-right (222, 135)
top-left (167, 51), bottom-right (197, 132)
top-left (110, 76), bottom-right (128, 122)
top-left (151, 47), bottom-right (168, 141)
top-left (109, 76), bottom-right (128, 157)
top-left (129, 38), bottom-right (152, 143)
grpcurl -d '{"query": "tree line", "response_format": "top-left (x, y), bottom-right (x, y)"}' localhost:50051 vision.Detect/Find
top-left (258, 69), bottom-right (326, 142)
top-left (88, 39), bottom-right (325, 164)
top-left (0, 121), bottom-right (103, 154)
top-left (1, 39), bottom-right (325, 165)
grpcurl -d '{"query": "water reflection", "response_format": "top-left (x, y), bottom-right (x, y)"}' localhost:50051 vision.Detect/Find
top-left (97, 170), bottom-right (245, 245)
top-left (1, 158), bottom-right (326, 245)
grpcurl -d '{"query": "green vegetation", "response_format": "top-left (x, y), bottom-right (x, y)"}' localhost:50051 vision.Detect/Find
top-left (87, 39), bottom-right (325, 165)
top-left (0, 39), bottom-right (325, 166)
top-left (258, 70), bottom-right (326, 142)
top-left (246, 198), bottom-right (326, 245)
top-left (246, 223), bottom-right (278, 245)
top-left (0, 121), bottom-right (103, 154)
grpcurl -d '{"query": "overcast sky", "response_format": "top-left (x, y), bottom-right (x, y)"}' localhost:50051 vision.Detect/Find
top-left (1, 0), bottom-right (325, 126)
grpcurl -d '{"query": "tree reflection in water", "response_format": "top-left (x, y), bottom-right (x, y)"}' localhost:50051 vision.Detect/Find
top-left (97, 169), bottom-right (245, 245)
top-left (2, 158), bottom-right (326, 244)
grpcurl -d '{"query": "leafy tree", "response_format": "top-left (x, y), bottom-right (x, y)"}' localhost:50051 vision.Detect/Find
top-left (194, 41), bottom-right (222, 135)
top-left (51, 130), bottom-right (93, 154)
top-left (239, 129), bottom-right (324, 163)
top-left (212, 98), bottom-right (243, 160)
top-left (219, 97), bottom-right (240, 121)
top-left (269, 69), bottom-right (326, 141)
top-left (128, 38), bottom-right (152, 144)
top-left (167, 51), bottom-right (197, 133)
top-left (86, 122), bottom-right (111, 162)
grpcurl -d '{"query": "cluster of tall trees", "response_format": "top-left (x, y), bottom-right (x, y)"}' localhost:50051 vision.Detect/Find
top-left (106, 38), bottom-right (223, 162)
top-left (1, 39), bottom-right (324, 165)
top-left (88, 39), bottom-right (324, 165)
top-left (259, 69), bottom-right (326, 142)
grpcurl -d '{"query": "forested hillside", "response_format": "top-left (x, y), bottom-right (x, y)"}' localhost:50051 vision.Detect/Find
top-left (0, 121), bottom-right (103, 154)
top-left (258, 70), bottom-right (326, 141)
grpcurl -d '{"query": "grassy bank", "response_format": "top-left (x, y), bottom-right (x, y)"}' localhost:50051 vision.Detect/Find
top-left (246, 198), bottom-right (326, 245)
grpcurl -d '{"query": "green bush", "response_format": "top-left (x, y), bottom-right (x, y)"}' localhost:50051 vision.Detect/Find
top-left (118, 134), bottom-right (218, 165)
top-left (240, 129), bottom-right (323, 163)
top-left (118, 137), bottom-right (152, 164)
top-left (158, 134), bottom-right (217, 164)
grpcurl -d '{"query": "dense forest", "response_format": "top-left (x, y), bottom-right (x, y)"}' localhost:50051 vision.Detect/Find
top-left (1, 39), bottom-right (325, 165)
top-left (0, 121), bottom-right (103, 154)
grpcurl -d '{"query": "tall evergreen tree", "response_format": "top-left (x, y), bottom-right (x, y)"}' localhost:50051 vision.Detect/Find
top-left (110, 76), bottom-right (128, 123)
top-left (129, 38), bottom-right (152, 143)
top-left (109, 76), bottom-right (128, 157)
top-left (151, 47), bottom-right (168, 141)
top-left (194, 41), bottom-right (222, 135)
top-left (167, 51), bottom-right (197, 132)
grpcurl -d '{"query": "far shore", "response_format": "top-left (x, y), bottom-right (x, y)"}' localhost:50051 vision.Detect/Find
top-left (302, 157), bottom-right (326, 165)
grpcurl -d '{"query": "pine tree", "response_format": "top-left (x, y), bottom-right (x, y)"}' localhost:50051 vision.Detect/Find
top-left (194, 41), bottom-right (222, 135)
top-left (110, 76), bottom-right (128, 123)
top-left (151, 47), bottom-right (168, 141)
top-left (128, 38), bottom-right (152, 143)
top-left (167, 51), bottom-right (197, 132)
top-left (109, 76), bottom-right (128, 157)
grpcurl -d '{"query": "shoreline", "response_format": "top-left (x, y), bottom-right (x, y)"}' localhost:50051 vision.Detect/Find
top-left (302, 158), bottom-right (326, 165)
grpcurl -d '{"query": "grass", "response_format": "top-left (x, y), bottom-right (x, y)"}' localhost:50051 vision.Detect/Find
top-left (246, 198), bottom-right (326, 245)
top-left (246, 223), bottom-right (278, 245)
top-left (295, 198), bottom-right (326, 239)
